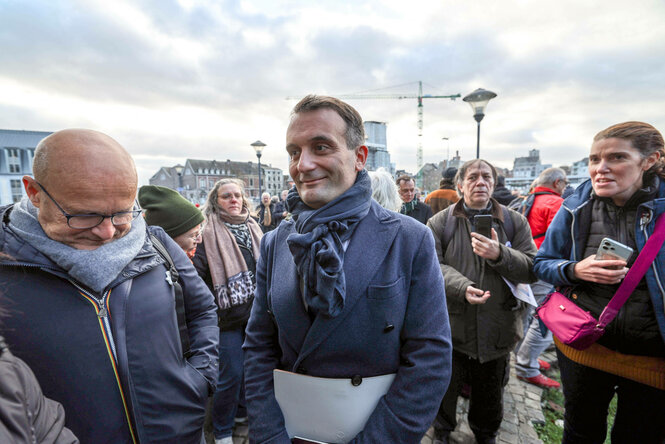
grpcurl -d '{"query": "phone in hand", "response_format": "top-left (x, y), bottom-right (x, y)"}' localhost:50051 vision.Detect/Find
top-left (595, 238), bottom-right (634, 265)
top-left (474, 215), bottom-right (493, 239)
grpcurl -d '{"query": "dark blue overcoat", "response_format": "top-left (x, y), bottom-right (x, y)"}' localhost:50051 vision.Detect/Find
top-left (244, 200), bottom-right (452, 443)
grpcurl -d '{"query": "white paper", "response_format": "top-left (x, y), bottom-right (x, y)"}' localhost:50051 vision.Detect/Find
top-left (502, 277), bottom-right (538, 307)
top-left (273, 369), bottom-right (396, 444)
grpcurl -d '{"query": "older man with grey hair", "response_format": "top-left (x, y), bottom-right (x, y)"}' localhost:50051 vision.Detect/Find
top-left (0, 129), bottom-right (219, 443)
top-left (514, 166), bottom-right (568, 389)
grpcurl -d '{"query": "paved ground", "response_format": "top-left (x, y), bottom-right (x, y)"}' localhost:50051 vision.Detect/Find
top-left (208, 351), bottom-right (557, 444)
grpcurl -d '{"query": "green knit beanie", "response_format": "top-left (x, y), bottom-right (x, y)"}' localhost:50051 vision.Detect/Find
top-left (138, 185), bottom-right (204, 238)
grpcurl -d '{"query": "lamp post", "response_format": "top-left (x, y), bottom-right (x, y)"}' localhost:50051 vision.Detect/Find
top-left (463, 88), bottom-right (497, 159)
top-left (442, 137), bottom-right (450, 163)
top-left (173, 164), bottom-right (184, 195)
top-left (251, 140), bottom-right (266, 198)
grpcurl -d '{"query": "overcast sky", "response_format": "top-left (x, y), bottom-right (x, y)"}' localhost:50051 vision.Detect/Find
top-left (2, 0), bottom-right (665, 185)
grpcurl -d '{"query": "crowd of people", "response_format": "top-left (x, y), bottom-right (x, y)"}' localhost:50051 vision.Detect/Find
top-left (0, 95), bottom-right (663, 444)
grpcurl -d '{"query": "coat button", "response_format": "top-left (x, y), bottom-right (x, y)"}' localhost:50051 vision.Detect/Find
top-left (296, 366), bottom-right (307, 375)
top-left (383, 323), bottom-right (395, 333)
top-left (351, 375), bottom-right (362, 386)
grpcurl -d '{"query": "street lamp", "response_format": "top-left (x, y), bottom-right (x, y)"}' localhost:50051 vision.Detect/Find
top-left (442, 137), bottom-right (450, 163)
top-left (173, 164), bottom-right (184, 195)
top-left (251, 140), bottom-right (266, 198)
top-left (463, 88), bottom-right (497, 159)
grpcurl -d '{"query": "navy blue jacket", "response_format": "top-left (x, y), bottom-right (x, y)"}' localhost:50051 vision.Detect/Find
top-left (534, 178), bottom-right (665, 344)
top-left (244, 200), bottom-right (452, 444)
top-left (0, 205), bottom-right (219, 443)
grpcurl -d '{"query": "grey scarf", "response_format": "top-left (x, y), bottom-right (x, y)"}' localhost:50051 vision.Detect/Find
top-left (9, 197), bottom-right (146, 294)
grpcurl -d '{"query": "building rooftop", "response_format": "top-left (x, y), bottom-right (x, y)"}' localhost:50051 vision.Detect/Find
top-left (0, 129), bottom-right (52, 147)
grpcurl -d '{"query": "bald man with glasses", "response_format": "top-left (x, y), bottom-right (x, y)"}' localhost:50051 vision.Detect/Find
top-left (0, 129), bottom-right (218, 444)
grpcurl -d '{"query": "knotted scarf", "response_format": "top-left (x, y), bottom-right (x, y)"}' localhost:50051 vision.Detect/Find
top-left (286, 170), bottom-right (372, 318)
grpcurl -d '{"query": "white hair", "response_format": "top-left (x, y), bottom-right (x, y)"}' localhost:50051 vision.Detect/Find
top-left (369, 168), bottom-right (401, 211)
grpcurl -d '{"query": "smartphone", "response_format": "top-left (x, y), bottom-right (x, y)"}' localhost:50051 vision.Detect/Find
top-left (595, 237), bottom-right (634, 262)
top-left (474, 215), bottom-right (493, 239)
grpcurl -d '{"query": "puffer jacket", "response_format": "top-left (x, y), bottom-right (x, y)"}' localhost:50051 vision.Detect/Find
top-left (427, 199), bottom-right (537, 362)
top-left (0, 205), bottom-right (219, 443)
top-left (534, 177), bottom-right (665, 355)
top-left (0, 337), bottom-right (78, 444)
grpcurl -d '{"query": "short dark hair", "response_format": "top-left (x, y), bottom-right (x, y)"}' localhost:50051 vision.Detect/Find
top-left (395, 175), bottom-right (415, 187)
top-left (291, 95), bottom-right (365, 150)
top-left (594, 121), bottom-right (665, 178)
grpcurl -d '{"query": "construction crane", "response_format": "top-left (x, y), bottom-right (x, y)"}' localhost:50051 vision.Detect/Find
top-left (288, 81), bottom-right (460, 170)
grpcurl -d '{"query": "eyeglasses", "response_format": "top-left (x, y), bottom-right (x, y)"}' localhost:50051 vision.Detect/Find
top-left (37, 182), bottom-right (143, 230)
top-left (189, 229), bottom-right (204, 241)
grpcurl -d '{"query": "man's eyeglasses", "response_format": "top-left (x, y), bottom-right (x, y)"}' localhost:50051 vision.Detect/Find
top-left (37, 182), bottom-right (143, 230)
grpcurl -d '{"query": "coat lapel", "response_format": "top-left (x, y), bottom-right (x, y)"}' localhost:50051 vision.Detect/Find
top-left (294, 203), bottom-right (400, 368)
top-left (270, 223), bottom-right (312, 356)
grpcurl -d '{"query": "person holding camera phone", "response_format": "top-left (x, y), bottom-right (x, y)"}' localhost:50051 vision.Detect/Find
top-left (427, 159), bottom-right (537, 444)
top-left (534, 122), bottom-right (665, 443)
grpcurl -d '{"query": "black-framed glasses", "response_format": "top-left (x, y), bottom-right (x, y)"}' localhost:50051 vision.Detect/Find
top-left (36, 182), bottom-right (143, 230)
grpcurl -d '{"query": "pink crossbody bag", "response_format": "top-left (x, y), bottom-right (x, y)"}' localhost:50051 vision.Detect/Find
top-left (536, 212), bottom-right (665, 350)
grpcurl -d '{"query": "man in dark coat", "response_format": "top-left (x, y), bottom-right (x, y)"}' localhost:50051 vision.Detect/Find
top-left (397, 174), bottom-right (433, 224)
top-left (491, 175), bottom-right (514, 205)
top-left (244, 95), bottom-right (452, 444)
top-left (0, 129), bottom-right (219, 443)
top-left (258, 192), bottom-right (278, 232)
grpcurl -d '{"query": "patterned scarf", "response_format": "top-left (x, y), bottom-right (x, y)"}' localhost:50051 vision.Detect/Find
top-left (202, 206), bottom-right (263, 310)
top-left (286, 170), bottom-right (372, 318)
top-left (400, 199), bottom-right (418, 215)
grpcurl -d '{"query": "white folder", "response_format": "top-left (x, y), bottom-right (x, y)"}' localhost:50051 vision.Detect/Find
top-left (273, 369), bottom-right (396, 444)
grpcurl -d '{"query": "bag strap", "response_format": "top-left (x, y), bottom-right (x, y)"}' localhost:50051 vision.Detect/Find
top-left (598, 213), bottom-right (665, 327)
top-left (150, 234), bottom-right (192, 358)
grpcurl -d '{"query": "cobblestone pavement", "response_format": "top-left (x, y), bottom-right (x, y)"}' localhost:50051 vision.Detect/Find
top-left (209, 351), bottom-right (557, 444)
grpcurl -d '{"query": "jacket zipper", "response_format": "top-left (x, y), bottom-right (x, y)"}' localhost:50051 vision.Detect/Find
top-left (68, 281), bottom-right (117, 359)
top-left (68, 280), bottom-right (139, 444)
top-left (640, 211), bottom-right (665, 309)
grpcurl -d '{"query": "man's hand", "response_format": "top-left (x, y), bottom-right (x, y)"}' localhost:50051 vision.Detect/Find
top-left (573, 255), bottom-right (628, 284)
top-left (465, 286), bottom-right (491, 304)
top-left (471, 228), bottom-right (501, 261)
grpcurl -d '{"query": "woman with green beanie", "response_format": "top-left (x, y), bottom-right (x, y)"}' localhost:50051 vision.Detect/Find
top-left (138, 185), bottom-right (205, 259)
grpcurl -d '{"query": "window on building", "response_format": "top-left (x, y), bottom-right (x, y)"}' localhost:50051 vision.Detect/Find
top-left (199, 178), bottom-right (206, 188)
top-left (7, 148), bottom-right (20, 173)
top-left (10, 179), bottom-right (22, 203)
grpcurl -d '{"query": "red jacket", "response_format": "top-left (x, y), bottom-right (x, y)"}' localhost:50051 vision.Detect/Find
top-left (527, 186), bottom-right (563, 248)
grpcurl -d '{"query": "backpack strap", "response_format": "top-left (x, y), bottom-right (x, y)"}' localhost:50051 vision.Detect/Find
top-left (442, 207), bottom-right (456, 252)
top-left (501, 206), bottom-right (515, 242)
top-left (150, 234), bottom-right (192, 359)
